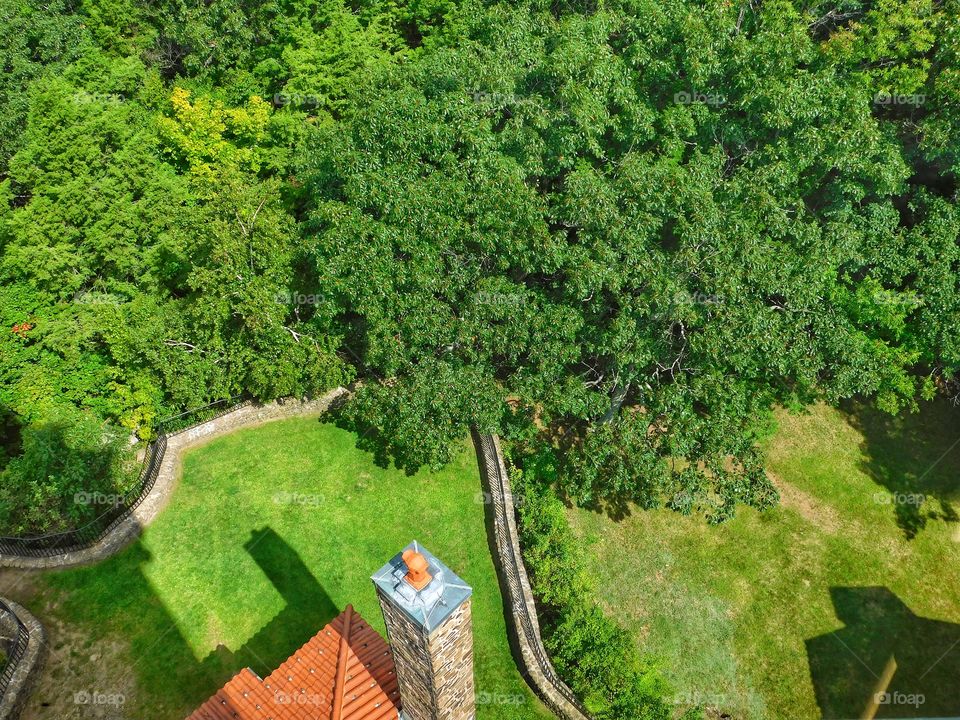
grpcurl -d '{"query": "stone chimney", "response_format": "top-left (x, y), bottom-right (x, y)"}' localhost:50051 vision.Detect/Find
top-left (372, 541), bottom-right (475, 720)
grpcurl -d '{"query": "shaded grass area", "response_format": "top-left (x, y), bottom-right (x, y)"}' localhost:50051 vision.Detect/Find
top-left (567, 400), bottom-right (960, 719)
top-left (8, 418), bottom-right (551, 720)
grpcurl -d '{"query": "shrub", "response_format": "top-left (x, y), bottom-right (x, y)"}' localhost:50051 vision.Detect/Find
top-left (510, 446), bottom-right (702, 720)
top-left (0, 406), bottom-right (137, 535)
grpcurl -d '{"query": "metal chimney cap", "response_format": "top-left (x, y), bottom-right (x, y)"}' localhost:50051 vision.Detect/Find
top-left (372, 541), bottom-right (472, 633)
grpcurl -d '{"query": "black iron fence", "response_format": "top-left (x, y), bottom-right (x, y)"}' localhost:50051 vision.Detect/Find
top-left (0, 599), bottom-right (29, 698)
top-left (0, 398), bottom-right (246, 559)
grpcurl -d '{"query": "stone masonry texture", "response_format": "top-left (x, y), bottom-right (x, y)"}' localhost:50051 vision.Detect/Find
top-left (376, 588), bottom-right (476, 720)
top-left (0, 599), bottom-right (46, 720)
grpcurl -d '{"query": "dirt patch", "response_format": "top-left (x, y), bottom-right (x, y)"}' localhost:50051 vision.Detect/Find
top-left (769, 473), bottom-right (843, 534)
top-left (0, 572), bottom-right (137, 720)
top-left (18, 613), bottom-right (136, 720)
top-left (0, 568), bottom-right (39, 601)
top-left (769, 473), bottom-right (908, 561)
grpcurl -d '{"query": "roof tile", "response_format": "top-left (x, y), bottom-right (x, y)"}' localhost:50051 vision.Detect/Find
top-left (185, 606), bottom-right (400, 720)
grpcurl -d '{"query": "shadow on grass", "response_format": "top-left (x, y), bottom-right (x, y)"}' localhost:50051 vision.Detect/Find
top-left (841, 398), bottom-right (960, 539)
top-left (806, 586), bottom-right (960, 719)
top-left (40, 526), bottom-right (339, 718)
top-left (232, 527), bottom-right (340, 672)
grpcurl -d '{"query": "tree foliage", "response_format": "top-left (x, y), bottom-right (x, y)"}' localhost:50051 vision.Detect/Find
top-left (0, 405), bottom-right (136, 534)
top-left (1, 0), bottom-right (957, 714)
top-left (0, 0), bottom-right (958, 529)
top-left (301, 0), bottom-right (960, 517)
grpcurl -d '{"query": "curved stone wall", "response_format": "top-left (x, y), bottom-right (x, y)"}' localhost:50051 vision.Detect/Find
top-left (474, 432), bottom-right (593, 720)
top-left (0, 599), bottom-right (46, 720)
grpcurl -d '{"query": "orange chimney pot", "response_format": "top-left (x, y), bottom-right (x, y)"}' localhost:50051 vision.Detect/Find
top-left (402, 549), bottom-right (432, 590)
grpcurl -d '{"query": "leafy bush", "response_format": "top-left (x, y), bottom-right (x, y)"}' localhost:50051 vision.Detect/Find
top-left (0, 406), bottom-right (137, 535)
top-left (509, 445), bottom-right (701, 720)
top-left (336, 361), bottom-right (504, 474)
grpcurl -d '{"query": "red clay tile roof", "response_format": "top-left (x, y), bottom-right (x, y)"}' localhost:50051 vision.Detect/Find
top-left (186, 605), bottom-right (401, 720)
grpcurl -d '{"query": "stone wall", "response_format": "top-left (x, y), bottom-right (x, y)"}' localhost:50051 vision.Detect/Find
top-left (0, 600), bottom-right (46, 720)
top-left (376, 590), bottom-right (475, 720)
top-left (377, 589), bottom-right (437, 719)
top-left (473, 432), bottom-right (592, 720)
top-left (427, 600), bottom-right (475, 720)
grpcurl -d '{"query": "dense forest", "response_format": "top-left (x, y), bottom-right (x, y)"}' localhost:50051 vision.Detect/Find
top-left (1, 0), bottom-right (958, 534)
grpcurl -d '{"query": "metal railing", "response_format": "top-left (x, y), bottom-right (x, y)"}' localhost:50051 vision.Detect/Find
top-left (0, 599), bottom-right (29, 699)
top-left (476, 433), bottom-right (592, 720)
top-left (0, 398), bottom-right (247, 559)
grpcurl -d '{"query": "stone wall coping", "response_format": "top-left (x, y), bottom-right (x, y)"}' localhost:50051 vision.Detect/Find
top-left (0, 599), bottom-right (46, 720)
top-left (475, 432), bottom-right (593, 720)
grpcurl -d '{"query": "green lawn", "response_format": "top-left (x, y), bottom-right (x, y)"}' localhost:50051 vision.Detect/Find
top-left (8, 418), bottom-right (552, 720)
top-left (568, 400), bottom-right (960, 720)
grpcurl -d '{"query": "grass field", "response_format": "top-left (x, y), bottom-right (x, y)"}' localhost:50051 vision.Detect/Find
top-left (4, 418), bottom-right (552, 720)
top-left (568, 400), bottom-right (960, 720)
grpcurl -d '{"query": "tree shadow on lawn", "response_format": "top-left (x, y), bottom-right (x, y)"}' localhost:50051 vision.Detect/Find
top-left (39, 526), bottom-right (340, 718)
top-left (841, 398), bottom-right (960, 539)
top-left (806, 586), bottom-right (960, 719)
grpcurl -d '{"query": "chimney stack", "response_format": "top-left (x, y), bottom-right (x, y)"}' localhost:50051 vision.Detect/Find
top-left (372, 541), bottom-right (475, 720)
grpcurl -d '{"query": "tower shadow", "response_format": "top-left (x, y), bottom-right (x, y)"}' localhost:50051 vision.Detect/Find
top-left (17, 526), bottom-right (340, 719)
top-left (204, 527), bottom-right (341, 675)
top-left (806, 586), bottom-right (960, 718)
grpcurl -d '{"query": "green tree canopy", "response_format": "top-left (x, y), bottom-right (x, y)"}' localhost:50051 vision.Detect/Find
top-left (300, 0), bottom-right (960, 518)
